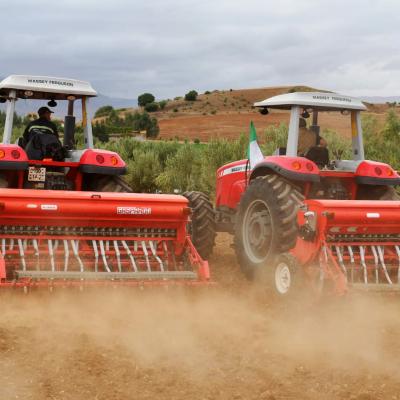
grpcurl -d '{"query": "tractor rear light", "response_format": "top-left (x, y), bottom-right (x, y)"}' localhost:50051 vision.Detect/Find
top-left (96, 154), bottom-right (105, 164)
top-left (386, 168), bottom-right (394, 177)
top-left (374, 167), bottom-right (382, 176)
top-left (292, 161), bottom-right (301, 170)
top-left (0, 150), bottom-right (5, 159)
top-left (110, 156), bottom-right (118, 165)
top-left (306, 162), bottom-right (314, 171)
top-left (11, 150), bottom-right (20, 159)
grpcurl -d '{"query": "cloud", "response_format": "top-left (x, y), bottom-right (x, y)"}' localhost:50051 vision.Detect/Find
top-left (1, 0), bottom-right (399, 98)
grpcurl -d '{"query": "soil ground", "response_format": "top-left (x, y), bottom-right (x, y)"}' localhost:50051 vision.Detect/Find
top-left (1, 233), bottom-right (400, 400)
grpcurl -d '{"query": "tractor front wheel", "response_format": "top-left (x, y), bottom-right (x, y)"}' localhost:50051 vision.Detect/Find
top-left (234, 174), bottom-right (303, 279)
top-left (183, 191), bottom-right (216, 260)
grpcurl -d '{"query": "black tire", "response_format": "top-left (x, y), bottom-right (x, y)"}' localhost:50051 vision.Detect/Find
top-left (357, 185), bottom-right (400, 200)
top-left (183, 191), bottom-right (216, 259)
top-left (87, 175), bottom-right (133, 192)
top-left (262, 253), bottom-right (303, 298)
top-left (234, 174), bottom-right (304, 279)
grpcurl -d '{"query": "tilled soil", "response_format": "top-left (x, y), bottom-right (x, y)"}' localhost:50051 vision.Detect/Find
top-left (1, 233), bottom-right (400, 400)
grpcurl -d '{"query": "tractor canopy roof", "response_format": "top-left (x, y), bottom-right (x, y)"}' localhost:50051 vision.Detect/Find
top-left (0, 75), bottom-right (97, 100)
top-left (254, 91), bottom-right (366, 112)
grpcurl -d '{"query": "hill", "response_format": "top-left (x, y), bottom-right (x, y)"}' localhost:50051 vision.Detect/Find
top-left (116, 85), bottom-right (397, 141)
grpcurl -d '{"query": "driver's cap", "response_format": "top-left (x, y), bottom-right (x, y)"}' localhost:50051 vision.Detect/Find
top-left (38, 106), bottom-right (54, 116)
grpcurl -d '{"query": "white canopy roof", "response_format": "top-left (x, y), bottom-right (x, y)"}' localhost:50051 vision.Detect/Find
top-left (0, 75), bottom-right (97, 99)
top-left (254, 91), bottom-right (366, 111)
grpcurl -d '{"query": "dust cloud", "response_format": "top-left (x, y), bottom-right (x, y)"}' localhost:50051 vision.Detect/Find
top-left (1, 235), bottom-right (400, 400)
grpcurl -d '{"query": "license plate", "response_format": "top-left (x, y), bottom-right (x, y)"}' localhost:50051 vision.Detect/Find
top-left (28, 167), bottom-right (46, 182)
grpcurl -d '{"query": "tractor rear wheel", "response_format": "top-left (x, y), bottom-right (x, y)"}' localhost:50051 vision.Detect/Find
top-left (234, 174), bottom-right (303, 279)
top-left (183, 191), bottom-right (216, 259)
top-left (87, 175), bottom-right (133, 192)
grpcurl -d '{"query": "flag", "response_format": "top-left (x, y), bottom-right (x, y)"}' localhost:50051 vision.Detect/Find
top-left (247, 121), bottom-right (264, 169)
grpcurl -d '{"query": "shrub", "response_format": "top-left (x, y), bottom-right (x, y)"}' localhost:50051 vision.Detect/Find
top-left (184, 90), bottom-right (198, 101)
top-left (204, 91), bottom-right (211, 95)
top-left (173, 108), bottom-right (178, 113)
top-left (94, 105), bottom-right (114, 118)
top-left (194, 138), bottom-right (200, 144)
top-left (158, 100), bottom-right (167, 110)
top-left (138, 93), bottom-right (155, 107)
top-left (144, 102), bottom-right (159, 112)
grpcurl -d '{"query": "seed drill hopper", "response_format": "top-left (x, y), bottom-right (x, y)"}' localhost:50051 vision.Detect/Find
top-left (0, 75), bottom-right (210, 289)
top-left (215, 91), bottom-right (400, 296)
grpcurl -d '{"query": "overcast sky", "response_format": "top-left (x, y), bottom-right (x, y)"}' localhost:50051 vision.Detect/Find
top-left (1, 0), bottom-right (399, 99)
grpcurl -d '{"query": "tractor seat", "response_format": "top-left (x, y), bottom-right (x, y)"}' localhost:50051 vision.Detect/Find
top-left (305, 146), bottom-right (329, 168)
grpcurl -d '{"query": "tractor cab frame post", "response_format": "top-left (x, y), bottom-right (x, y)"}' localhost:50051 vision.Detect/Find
top-left (3, 89), bottom-right (17, 144)
top-left (286, 106), bottom-right (300, 156)
top-left (81, 96), bottom-right (94, 149)
top-left (351, 111), bottom-right (365, 160)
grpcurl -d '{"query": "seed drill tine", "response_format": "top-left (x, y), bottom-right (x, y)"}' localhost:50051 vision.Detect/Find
top-left (1, 239), bottom-right (5, 256)
top-left (106, 241), bottom-right (110, 251)
top-left (71, 240), bottom-right (85, 273)
top-left (149, 240), bottom-right (164, 271)
top-left (121, 240), bottom-right (138, 272)
top-left (53, 240), bottom-right (59, 252)
top-left (134, 241), bottom-right (138, 252)
top-left (395, 246), bottom-right (400, 283)
top-left (348, 246), bottom-right (355, 283)
top-left (10, 239), bottom-right (14, 251)
top-left (48, 240), bottom-right (55, 272)
top-left (142, 241), bottom-right (151, 272)
top-left (33, 239), bottom-right (40, 271)
top-left (63, 240), bottom-right (69, 272)
top-left (23, 239), bottom-right (28, 250)
top-left (113, 241), bottom-right (122, 272)
top-left (371, 246), bottom-right (379, 284)
top-left (377, 246), bottom-right (393, 285)
top-left (18, 239), bottom-right (27, 272)
top-left (99, 241), bottom-right (111, 273)
top-left (335, 246), bottom-right (347, 282)
top-left (162, 241), bottom-right (169, 271)
top-left (359, 246), bottom-right (368, 284)
top-left (92, 240), bottom-right (99, 272)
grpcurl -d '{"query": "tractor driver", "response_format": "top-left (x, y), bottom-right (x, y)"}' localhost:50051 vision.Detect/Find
top-left (22, 106), bottom-right (59, 146)
top-left (297, 118), bottom-right (327, 156)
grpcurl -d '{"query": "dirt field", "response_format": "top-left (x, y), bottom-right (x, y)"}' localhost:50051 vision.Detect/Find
top-left (1, 233), bottom-right (400, 400)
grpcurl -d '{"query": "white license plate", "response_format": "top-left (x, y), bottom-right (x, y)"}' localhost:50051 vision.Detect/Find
top-left (28, 167), bottom-right (46, 182)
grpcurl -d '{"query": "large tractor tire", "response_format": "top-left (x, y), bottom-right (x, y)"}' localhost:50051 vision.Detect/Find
top-left (357, 185), bottom-right (400, 200)
top-left (234, 174), bottom-right (304, 279)
top-left (87, 175), bottom-right (133, 192)
top-left (183, 191), bottom-right (216, 260)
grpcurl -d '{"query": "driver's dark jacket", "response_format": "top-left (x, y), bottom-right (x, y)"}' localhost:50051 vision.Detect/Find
top-left (23, 117), bottom-right (59, 146)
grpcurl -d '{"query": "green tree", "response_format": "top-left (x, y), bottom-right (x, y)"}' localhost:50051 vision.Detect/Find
top-left (128, 111), bottom-right (160, 138)
top-left (184, 90), bottom-right (198, 101)
top-left (138, 93), bottom-right (155, 107)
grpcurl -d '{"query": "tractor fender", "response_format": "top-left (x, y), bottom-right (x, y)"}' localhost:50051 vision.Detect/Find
top-left (250, 156), bottom-right (320, 183)
top-left (0, 144), bottom-right (29, 170)
top-left (355, 160), bottom-right (400, 186)
top-left (216, 159), bottom-right (248, 210)
top-left (78, 149), bottom-right (127, 175)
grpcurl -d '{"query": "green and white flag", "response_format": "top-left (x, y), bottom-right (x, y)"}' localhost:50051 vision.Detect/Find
top-left (247, 121), bottom-right (264, 169)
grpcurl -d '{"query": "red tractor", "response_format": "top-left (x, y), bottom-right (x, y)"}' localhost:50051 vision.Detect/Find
top-left (0, 75), bottom-right (214, 289)
top-left (215, 91), bottom-right (400, 296)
